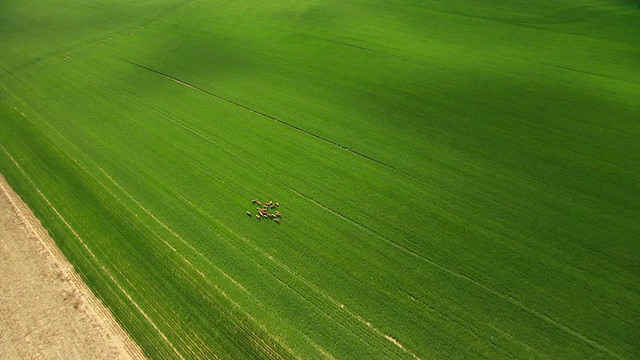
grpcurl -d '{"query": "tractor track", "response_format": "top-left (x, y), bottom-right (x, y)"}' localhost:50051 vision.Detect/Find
top-left (123, 60), bottom-right (415, 179)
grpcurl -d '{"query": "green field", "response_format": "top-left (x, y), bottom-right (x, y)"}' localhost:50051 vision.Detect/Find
top-left (1, 0), bottom-right (639, 358)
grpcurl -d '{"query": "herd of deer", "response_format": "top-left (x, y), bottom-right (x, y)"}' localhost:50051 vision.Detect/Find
top-left (247, 199), bottom-right (281, 223)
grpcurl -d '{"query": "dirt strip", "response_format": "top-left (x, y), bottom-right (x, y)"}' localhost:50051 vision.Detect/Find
top-left (0, 174), bottom-right (145, 360)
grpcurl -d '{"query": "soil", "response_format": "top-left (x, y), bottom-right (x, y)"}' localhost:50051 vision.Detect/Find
top-left (0, 175), bottom-right (145, 360)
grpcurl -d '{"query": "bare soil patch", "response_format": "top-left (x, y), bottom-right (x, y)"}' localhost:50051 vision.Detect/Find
top-left (0, 174), bottom-right (145, 360)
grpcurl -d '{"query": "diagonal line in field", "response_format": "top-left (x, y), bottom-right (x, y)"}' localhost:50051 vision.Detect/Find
top-left (302, 32), bottom-right (639, 87)
top-left (175, 191), bottom-right (419, 360)
top-left (286, 189), bottom-right (623, 360)
top-left (304, 335), bottom-right (337, 360)
top-left (123, 60), bottom-right (419, 179)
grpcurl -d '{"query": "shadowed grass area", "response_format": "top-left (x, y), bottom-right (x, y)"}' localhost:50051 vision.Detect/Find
top-left (1, 0), bottom-right (639, 358)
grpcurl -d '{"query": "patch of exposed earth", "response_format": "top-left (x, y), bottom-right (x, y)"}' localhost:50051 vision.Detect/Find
top-left (0, 175), bottom-right (145, 360)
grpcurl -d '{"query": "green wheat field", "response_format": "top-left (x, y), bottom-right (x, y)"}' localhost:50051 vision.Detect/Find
top-left (1, 0), bottom-right (639, 358)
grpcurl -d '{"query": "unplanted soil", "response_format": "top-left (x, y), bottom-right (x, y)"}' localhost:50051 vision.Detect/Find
top-left (0, 175), bottom-right (144, 360)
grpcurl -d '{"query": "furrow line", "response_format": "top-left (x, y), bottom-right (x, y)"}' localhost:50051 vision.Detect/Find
top-left (401, 289), bottom-right (519, 358)
top-left (286, 190), bottom-right (621, 359)
top-left (92, 162), bottom-right (249, 294)
top-left (307, 32), bottom-right (639, 86)
top-left (263, 266), bottom-right (378, 352)
top-left (124, 60), bottom-right (409, 176)
top-left (304, 335), bottom-right (337, 360)
top-left (176, 192), bottom-right (418, 359)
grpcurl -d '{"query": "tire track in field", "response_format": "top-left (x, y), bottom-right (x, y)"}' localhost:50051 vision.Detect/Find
top-left (6, 99), bottom-right (213, 357)
top-left (0, 144), bottom-right (185, 360)
top-left (90, 160), bottom-right (249, 294)
top-left (286, 190), bottom-right (623, 359)
top-left (400, 289), bottom-right (519, 358)
top-left (297, 33), bottom-right (421, 65)
top-left (71, 149), bottom-right (292, 358)
top-left (5, 96), bottom-right (296, 359)
top-left (176, 192), bottom-right (409, 360)
top-left (300, 29), bottom-right (640, 87)
top-left (304, 335), bottom-right (336, 360)
top-left (123, 60), bottom-right (416, 178)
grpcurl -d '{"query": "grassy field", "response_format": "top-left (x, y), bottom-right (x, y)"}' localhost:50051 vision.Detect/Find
top-left (1, 0), bottom-right (639, 358)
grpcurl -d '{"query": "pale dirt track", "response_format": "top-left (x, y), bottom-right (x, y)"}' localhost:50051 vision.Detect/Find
top-left (0, 174), bottom-right (145, 360)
